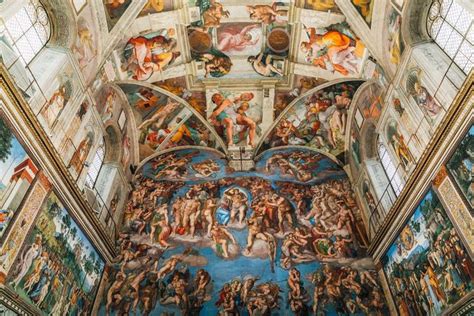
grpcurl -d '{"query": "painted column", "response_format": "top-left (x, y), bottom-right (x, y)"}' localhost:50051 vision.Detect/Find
top-left (0, 171), bottom-right (51, 283)
top-left (433, 167), bottom-right (474, 255)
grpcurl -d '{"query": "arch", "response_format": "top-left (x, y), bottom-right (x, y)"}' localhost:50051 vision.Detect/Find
top-left (344, 79), bottom-right (384, 150)
top-left (400, 0), bottom-right (432, 46)
top-left (254, 78), bottom-right (366, 162)
top-left (115, 80), bottom-right (229, 159)
top-left (113, 86), bottom-right (139, 170)
top-left (39, 0), bottom-right (77, 48)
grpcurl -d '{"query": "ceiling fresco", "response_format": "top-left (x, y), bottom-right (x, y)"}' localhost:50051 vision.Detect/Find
top-left (119, 83), bottom-right (225, 160)
top-left (99, 0), bottom-right (380, 166)
top-left (108, 0), bottom-right (370, 81)
top-left (258, 80), bottom-right (363, 161)
top-left (100, 147), bottom-right (388, 315)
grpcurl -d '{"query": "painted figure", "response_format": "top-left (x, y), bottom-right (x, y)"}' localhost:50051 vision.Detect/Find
top-left (123, 30), bottom-right (180, 80)
top-left (69, 134), bottom-right (93, 175)
top-left (209, 92), bottom-right (256, 147)
top-left (246, 3), bottom-right (287, 24)
top-left (217, 24), bottom-right (261, 53)
top-left (248, 53), bottom-right (283, 77)
top-left (301, 24), bottom-right (359, 75)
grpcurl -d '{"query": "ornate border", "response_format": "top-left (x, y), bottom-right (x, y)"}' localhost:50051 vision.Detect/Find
top-left (0, 286), bottom-right (34, 315)
top-left (444, 121), bottom-right (474, 215)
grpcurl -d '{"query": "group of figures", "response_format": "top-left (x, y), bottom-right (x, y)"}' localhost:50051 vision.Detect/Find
top-left (6, 193), bottom-right (104, 315)
top-left (101, 148), bottom-right (387, 315)
top-left (383, 190), bottom-right (474, 316)
top-left (263, 82), bottom-right (361, 157)
top-left (446, 125), bottom-right (474, 210)
top-left (188, 0), bottom-right (289, 78)
top-left (121, 84), bottom-right (216, 159)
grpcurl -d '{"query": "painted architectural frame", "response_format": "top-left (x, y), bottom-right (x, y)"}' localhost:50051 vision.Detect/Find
top-left (0, 111), bottom-right (38, 245)
top-left (446, 122), bottom-right (474, 213)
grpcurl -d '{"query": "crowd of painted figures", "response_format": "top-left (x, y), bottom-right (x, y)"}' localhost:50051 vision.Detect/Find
top-left (289, 265), bottom-right (385, 315)
top-left (103, 166), bottom-right (384, 315)
top-left (386, 210), bottom-right (474, 315)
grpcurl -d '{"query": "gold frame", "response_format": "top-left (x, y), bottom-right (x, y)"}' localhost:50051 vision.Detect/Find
top-left (0, 286), bottom-right (36, 315)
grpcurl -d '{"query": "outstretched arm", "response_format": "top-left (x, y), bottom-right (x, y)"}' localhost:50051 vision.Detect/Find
top-left (241, 24), bottom-right (259, 35)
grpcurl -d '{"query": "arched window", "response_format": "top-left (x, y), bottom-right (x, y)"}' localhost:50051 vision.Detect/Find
top-left (0, 0), bottom-right (50, 93)
top-left (427, 0), bottom-right (473, 73)
top-left (0, 0), bottom-right (50, 64)
top-left (85, 138), bottom-right (105, 189)
top-left (377, 141), bottom-right (404, 196)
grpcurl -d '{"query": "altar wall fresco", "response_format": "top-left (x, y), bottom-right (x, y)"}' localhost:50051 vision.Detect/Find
top-left (99, 147), bottom-right (388, 315)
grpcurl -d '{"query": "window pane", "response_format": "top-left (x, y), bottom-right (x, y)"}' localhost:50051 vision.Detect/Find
top-left (467, 24), bottom-right (474, 44)
top-left (430, 17), bottom-right (443, 37)
top-left (15, 36), bottom-right (35, 63)
top-left (6, 18), bottom-right (23, 42)
top-left (25, 28), bottom-right (43, 54)
top-left (35, 24), bottom-right (48, 44)
top-left (455, 10), bottom-right (472, 35)
top-left (25, 2), bottom-right (38, 23)
top-left (16, 9), bottom-right (33, 33)
top-left (429, 0), bottom-right (473, 73)
top-left (86, 142), bottom-right (105, 188)
top-left (445, 1), bottom-right (462, 26)
top-left (440, 0), bottom-right (452, 18)
top-left (2, 0), bottom-right (51, 90)
top-left (436, 22), bottom-right (453, 48)
top-left (444, 29), bottom-right (463, 57)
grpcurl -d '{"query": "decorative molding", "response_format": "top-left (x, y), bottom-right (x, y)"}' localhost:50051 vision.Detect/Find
top-left (436, 169), bottom-right (474, 256)
top-left (0, 286), bottom-right (36, 315)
